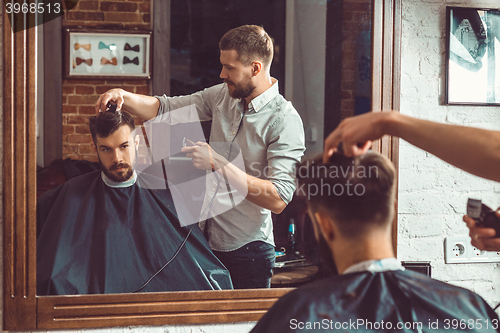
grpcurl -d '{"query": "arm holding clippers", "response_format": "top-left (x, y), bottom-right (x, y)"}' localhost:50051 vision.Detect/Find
top-left (463, 212), bottom-right (500, 251)
top-left (324, 112), bottom-right (500, 182)
top-left (95, 88), bottom-right (160, 120)
top-left (181, 140), bottom-right (287, 214)
top-left (325, 112), bottom-right (500, 250)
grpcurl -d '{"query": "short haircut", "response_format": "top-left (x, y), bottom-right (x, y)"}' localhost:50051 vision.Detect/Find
top-left (219, 25), bottom-right (274, 69)
top-left (89, 111), bottom-right (135, 145)
top-left (296, 152), bottom-right (396, 238)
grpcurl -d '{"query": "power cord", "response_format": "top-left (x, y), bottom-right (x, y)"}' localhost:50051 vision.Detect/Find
top-left (132, 163), bottom-right (222, 293)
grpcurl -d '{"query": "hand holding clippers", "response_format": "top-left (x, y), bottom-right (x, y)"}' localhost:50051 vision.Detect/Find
top-left (106, 101), bottom-right (118, 113)
top-left (467, 198), bottom-right (500, 237)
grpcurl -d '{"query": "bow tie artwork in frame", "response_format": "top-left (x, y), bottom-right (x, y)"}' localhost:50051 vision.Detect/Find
top-left (72, 57), bottom-right (93, 69)
top-left (123, 56), bottom-right (139, 65)
top-left (101, 57), bottom-right (118, 66)
top-left (124, 43), bottom-right (140, 52)
top-left (98, 41), bottom-right (117, 51)
top-left (74, 43), bottom-right (91, 51)
top-left (67, 31), bottom-right (150, 78)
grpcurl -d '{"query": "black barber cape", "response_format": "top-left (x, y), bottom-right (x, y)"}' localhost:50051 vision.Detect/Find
top-left (251, 270), bottom-right (500, 333)
top-left (37, 170), bottom-right (233, 295)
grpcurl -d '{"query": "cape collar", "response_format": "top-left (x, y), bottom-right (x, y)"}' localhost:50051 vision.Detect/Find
top-left (342, 257), bottom-right (404, 275)
top-left (101, 170), bottom-right (138, 188)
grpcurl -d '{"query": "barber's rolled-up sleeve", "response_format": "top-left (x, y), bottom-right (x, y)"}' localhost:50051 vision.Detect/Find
top-left (266, 111), bottom-right (306, 205)
top-left (153, 84), bottom-right (225, 121)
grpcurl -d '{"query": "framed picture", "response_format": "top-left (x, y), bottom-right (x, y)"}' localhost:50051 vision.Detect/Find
top-left (446, 7), bottom-right (500, 106)
top-left (65, 30), bottom-right (151, 79)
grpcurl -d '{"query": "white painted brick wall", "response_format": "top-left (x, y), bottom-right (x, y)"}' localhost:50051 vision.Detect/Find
top-left (399, 0), bottom-right (500, 310)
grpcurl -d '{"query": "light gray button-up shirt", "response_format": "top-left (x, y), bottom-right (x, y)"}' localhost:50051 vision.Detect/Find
top-left (154, 82), bottom-right (305, 251)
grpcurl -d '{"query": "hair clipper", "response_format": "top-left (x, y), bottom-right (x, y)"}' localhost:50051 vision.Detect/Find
top-left (467, 198), bottom-right (500, 237)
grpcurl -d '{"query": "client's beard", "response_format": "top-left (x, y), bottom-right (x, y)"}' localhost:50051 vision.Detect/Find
top-left (99, 159), bottom-right (134, 183)
top-left (225, 79), bottom-right (256, 99)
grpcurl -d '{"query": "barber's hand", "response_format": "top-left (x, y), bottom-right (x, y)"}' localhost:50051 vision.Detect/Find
top-left (95, 88), bottom-right (125, 114)
top-left (181, 141), bottom-right (223, 171)
top-left (463, 210), bottom-right (500, 251)
top-left (323, 112), bottom-right (392, 162)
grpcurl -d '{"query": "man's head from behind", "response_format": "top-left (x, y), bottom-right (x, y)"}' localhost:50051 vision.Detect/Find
top-left (296, 152), bottom-right (397, 273)
top-left (219, 25), bottom-right (274, 99)
top-left (89, 111), bottom-right (137, 183)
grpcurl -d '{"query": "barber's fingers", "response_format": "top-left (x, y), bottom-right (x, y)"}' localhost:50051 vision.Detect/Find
top-left (95, 90), bottom-right (124, 114)
top-left (472, 227), bottom-right (497, 238)
top-left (323, 130), bottom-right (342, 163)
top-left (479, 238), bottom-right (500, 252)
top-left (472, 236), bottom-right (500, 252)
top-left (463, 215), bottom-right (476, 228)
top-left (354, 141), bottom-right (372, 155)
top-left (469, 227), bottom-right (495, 249)
top-left (95, 94), bottom-right (107, 114)
top-left (181, 146), bottom-right (198, 153)
top-left (342, 141), bottom-right (372, 157)
top-left (463, 215), bottom-right (496, 237)
top-left (323, 120), bottom-right (372, 161)
top-left (115, 96), bottom-right (124, 111)
top-left (464, 214), bottom-right (497, 251)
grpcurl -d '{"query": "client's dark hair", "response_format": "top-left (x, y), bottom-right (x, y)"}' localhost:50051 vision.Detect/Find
top-left (89, 111), bottom-right (135, 145)
top-left (296, 152), bottom-right (396, 238)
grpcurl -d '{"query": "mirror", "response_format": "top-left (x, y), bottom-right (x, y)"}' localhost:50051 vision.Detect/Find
top-left (4, 0), bottom-right (401, 330)
top-left (37, 0), bottom-right (374, 296)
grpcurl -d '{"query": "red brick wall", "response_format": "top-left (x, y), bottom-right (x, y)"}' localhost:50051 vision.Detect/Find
top-left (62, 0), bottom-right (151, 162)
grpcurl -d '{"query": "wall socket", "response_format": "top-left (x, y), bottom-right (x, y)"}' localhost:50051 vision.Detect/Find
top-left (445, 236), bottom-right (500, 264)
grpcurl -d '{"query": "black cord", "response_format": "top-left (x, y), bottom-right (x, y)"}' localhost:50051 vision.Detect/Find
top-left (133, 224), bottom-right (196, 293)
top-left (494, 302), bottom-right (500, 311)
top-left (132, 164), bottom-right (222, 293)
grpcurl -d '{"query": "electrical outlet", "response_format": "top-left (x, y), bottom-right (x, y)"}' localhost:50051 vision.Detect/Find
top-left (452, 243), bottom-right (465, 257)
top-left (470, 245), bottom-right (489, 261)
top-left (445, 236), bottom-right (500, 263)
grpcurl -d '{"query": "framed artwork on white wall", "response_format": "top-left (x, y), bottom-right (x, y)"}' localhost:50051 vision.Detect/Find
top-left (446, 7), bottom-right (500, 106)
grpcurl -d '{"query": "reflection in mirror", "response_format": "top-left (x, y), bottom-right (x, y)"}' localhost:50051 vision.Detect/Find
top-left (447, 7), bottom-right (500, 105)
top-left (35, 0), bottom-right (373, 296)
top-left (36, 110), bottom-right (234, 295)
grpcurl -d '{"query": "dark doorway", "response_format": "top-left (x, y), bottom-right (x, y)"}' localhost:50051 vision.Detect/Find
top-left (170, 0), bottom-right (286, 96)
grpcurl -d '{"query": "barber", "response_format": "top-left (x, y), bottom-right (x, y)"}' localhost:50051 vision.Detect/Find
top-left (323, 111), bottom-right (500, 251)
top-left (95, 25), bottom-right (306, 289)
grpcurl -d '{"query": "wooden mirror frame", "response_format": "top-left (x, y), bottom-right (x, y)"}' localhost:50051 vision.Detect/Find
top-left (3, 0), bottom-right (401, 330)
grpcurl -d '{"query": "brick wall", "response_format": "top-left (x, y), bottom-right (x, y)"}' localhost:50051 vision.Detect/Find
top-left (398, 0), bottom-right (500, 310)
top-left (341, 0), bottom-right (372, 120)
top-left (62, 0), bottom-right (151, 162)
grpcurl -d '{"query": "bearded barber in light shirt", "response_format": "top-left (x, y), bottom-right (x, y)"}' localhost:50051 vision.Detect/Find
top-left (95, 25), bottom-right (306, 289)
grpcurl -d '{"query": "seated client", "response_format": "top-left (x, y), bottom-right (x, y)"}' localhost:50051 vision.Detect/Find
top-left (251, 152), bottom-right (499, 332)
top-left (37, 110), bottom-right (232, 295)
